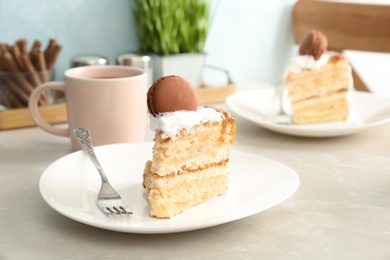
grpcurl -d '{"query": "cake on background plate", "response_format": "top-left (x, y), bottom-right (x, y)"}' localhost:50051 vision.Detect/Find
top-left (143, 75), bottom-right (236, 219)
top-left (284, 30), bottom-right (353, 125)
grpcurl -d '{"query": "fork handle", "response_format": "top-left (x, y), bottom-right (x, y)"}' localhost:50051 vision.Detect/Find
top-left (73, 128), bottom-right (109, 183)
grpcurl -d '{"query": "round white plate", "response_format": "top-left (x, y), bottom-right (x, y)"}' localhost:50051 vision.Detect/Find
top-left (226, 89), bottom-right (390, 137)
top-left (39, 142), bottom-right (299, 234)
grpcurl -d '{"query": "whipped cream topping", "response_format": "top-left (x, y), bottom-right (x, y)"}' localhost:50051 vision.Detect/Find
top-left (149, 106), bottom-right (224, 139)
top-left (285, 52), bottom-right (332, 74)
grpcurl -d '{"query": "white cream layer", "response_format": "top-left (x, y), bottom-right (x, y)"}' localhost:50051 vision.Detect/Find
top-left (149, 106), bottom-right (224, 139)
top-left (285, 52), bottom-right (336, 74)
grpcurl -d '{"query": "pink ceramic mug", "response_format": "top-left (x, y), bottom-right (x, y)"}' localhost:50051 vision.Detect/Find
top-left (28, 65), bottom-right (148, 151)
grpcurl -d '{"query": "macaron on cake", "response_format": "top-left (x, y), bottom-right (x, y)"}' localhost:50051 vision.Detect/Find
top-left (143, 75), bottom-right (236, 219)
top-left (298, 29), bottom-right (328, 60)
top-left (147, 75), bottom-right (198, 116)
top-left (284, 30), bottom-right (353, 125)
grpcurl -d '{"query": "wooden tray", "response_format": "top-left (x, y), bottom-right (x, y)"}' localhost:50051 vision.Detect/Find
top-left (0, 84), bottom-right (235, 130)
top-left (196, 83), bottom-right (236, 104)
top-left (0, 103), bottom-right (67, 130)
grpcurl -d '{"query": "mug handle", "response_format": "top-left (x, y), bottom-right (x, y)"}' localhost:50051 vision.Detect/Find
top-left (28, 82), bottom-right (69, 137)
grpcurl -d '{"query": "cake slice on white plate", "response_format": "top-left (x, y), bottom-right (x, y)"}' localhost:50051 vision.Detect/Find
top-left (285, 30), bottom-right (353, 125)
top-left (143, 75), bottom-right (236, 219)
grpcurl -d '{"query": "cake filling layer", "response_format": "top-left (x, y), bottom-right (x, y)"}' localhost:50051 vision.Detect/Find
top-left (144, 160), bottom-right (229, 219)
top-left (291, 90), bottom-right (348, 110)
top-left (149, 159), bottom-right (229, 177)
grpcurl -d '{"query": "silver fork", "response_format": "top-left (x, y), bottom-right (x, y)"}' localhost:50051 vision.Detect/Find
top-left (267, 82), bottom-right (293, 125)
top-left (73, 128), bottom-right (132, 216)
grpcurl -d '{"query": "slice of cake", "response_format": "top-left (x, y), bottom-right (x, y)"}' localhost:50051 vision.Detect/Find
top-left (143, 75), bottom-right (236, 219)
top-left (284, 30), bottom-right (353, 125)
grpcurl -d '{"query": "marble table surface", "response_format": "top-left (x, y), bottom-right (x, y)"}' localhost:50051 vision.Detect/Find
top-left (1, 99), bottom-right (390, 259)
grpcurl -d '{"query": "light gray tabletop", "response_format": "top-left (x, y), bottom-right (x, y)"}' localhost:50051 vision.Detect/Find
top-left (1, 101), bottom-right (390, 259)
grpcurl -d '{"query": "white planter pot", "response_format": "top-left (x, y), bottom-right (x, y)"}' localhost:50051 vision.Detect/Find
top-left (152, 53), bottom-right (206, 88)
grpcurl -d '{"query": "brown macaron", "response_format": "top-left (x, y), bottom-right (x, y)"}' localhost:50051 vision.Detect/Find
top-left (299, 30), bottom-right (328, 60)
top-left (147, 75), bottom-right (198, 117)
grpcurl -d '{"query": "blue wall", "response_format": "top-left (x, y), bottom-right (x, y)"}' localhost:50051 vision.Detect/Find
top-left (0, 0), bottom-right (296, 86)
top-left (0, 0), bottom-right (139, 81)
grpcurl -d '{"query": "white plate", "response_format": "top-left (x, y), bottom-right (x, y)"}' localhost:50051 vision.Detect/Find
top-left (39, 142), bottom-right (299, 234)
top-left (226, 89), bottom-right (390, 137)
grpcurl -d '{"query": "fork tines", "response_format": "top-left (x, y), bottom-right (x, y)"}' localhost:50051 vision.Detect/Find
top-left (101, 206), bottom-right (133, 216)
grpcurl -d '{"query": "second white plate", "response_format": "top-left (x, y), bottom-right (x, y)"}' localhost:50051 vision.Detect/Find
top-left (226, 89), bottom-right (390, 137)
top-left (39, 142), bottom-right (299, 234)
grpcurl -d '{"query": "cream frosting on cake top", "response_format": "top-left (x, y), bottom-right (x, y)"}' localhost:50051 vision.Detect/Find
top-left (149, 106), bottom-right (224, 139)
top-left (286, 29), bottom-right (331, 75)
top-left (285, 53), bottom-right (331, 74)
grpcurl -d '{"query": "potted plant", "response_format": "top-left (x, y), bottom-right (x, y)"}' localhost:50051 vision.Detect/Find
top-left (131, 0), bottom-right (211, 88)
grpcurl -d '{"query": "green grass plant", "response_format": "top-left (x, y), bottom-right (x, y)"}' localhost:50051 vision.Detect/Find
top-left (131, 0), bottom-right (210, 55)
